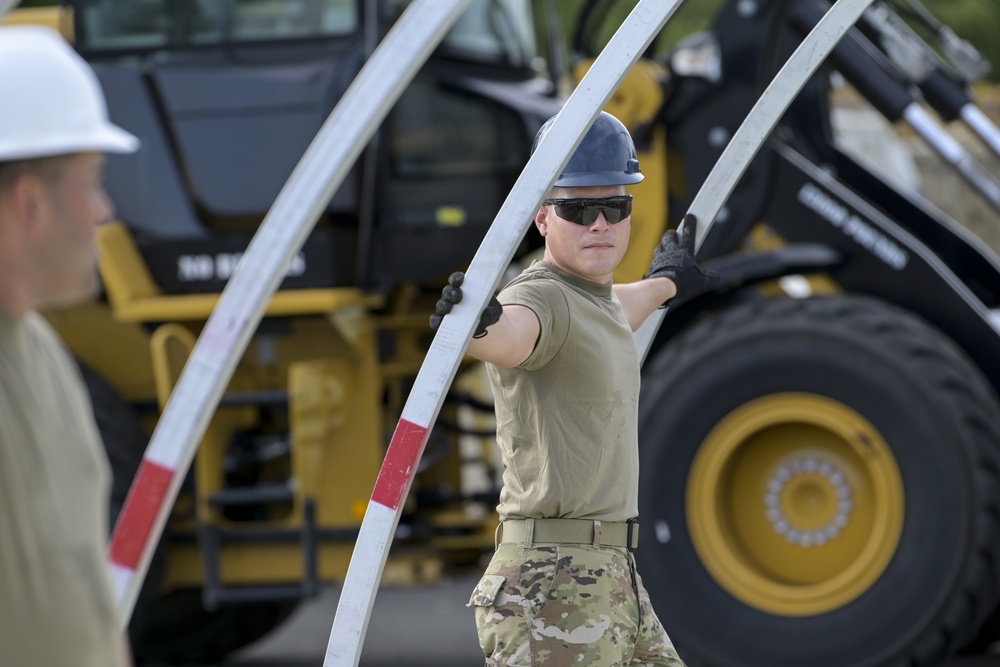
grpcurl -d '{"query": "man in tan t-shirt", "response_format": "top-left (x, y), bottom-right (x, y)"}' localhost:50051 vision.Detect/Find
top-left (0, 24), bottom-right (139, 666)
top-left (432, 111), bottom-right (719, 666)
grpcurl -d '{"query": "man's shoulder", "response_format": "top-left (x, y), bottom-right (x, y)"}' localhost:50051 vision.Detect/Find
top-left (501, 265), bottom-right (570, 310)
top-left (0, 311), bottom-right (79, 384)
top-left (504, 261), bottom-right (570, 293)
top-left (21, 312), bottom-right (71, 361)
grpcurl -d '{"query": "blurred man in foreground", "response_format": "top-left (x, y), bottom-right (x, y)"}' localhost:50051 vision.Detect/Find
top-left (0, 24), bottom-right (139, 666)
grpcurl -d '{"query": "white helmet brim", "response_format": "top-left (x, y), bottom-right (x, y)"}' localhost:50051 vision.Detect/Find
top-left (0, 125), bottom-right (140, 162)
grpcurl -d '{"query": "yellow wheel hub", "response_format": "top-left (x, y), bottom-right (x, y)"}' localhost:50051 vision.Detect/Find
top-left (687, 393), bottom-right (904, 616)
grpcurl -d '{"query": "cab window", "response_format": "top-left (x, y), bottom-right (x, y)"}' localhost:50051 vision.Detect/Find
top-left (74, 0), bottom-right (358, 51)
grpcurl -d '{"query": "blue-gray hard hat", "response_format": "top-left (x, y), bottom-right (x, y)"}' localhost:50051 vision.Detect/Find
top-left (532, 111), bottom-right (643, 187)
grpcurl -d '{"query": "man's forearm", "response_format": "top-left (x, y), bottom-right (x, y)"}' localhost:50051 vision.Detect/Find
top-left (614, 278), bottom-right (676, 331)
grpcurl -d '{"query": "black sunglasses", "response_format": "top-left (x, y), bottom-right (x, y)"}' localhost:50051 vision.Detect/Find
top-left (542, 195), bottom-right (633, 225)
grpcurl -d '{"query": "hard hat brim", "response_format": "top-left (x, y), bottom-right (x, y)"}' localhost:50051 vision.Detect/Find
top-left (0, 123), bottom-right (140, 162)
top-left (554, 171), bottom-right (645, 188)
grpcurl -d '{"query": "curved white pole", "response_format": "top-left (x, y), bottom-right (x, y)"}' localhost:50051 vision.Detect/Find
top-left (323, 1), bottom-right (688, 665)
top-left (635, 0), bottom-right (878, 360)
top-left (107, 0), bottom-right (474, 624)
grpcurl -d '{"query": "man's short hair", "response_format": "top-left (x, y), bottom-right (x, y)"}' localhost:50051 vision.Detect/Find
top-left (0, 155), bottom-right (70, 194)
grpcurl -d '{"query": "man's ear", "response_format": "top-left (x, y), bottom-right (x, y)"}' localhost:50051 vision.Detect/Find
top-left (7, 174), bottom-right (47, 238)
top-left (534, 207), bottom-right (548, 237)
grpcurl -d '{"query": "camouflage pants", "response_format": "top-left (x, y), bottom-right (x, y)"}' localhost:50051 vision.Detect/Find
top-left (468, 543), bottom-right (686, 667)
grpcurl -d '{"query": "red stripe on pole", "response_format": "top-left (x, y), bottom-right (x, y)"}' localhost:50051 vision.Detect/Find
top-left (109, 459), bottom-right (175, 569)
top-left (371, 419), bottom-right (428, 510)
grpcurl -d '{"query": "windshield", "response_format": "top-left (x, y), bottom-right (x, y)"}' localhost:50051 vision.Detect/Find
top-left (380, 0), bottom-right (536, 67)
top-left (443, 0), bottom-right (535, 67)
top-left (75, 0), bottom-right (358, 51)
top-left (74, 0), bottom-right (536, 66)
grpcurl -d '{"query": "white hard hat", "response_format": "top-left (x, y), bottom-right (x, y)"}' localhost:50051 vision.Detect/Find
top-left (0, 25), bottom-right (139, 161)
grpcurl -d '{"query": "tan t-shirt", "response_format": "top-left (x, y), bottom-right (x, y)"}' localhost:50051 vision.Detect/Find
top-left (488, 261), bottom-right (640, 522)
top-left (0, 311), bottom-right (127, 667)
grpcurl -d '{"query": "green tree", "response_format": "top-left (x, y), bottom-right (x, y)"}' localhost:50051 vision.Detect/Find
top-left (920, 0), bottom-right (1000, 81)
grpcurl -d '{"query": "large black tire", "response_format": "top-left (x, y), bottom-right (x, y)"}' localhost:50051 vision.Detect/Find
top-left (81, 366), bottom-right (297, 664)
top-left (637, 295), bottom-right (1000, 667)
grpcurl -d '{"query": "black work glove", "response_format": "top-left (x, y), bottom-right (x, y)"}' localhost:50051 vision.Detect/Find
top-left (429, 272), bottom-right (503, 339)
top-left (646, 213), bottom-right (720, 305)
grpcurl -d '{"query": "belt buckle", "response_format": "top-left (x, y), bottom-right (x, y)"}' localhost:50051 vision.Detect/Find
top-left (627, 518), bottom-right (639, 552)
